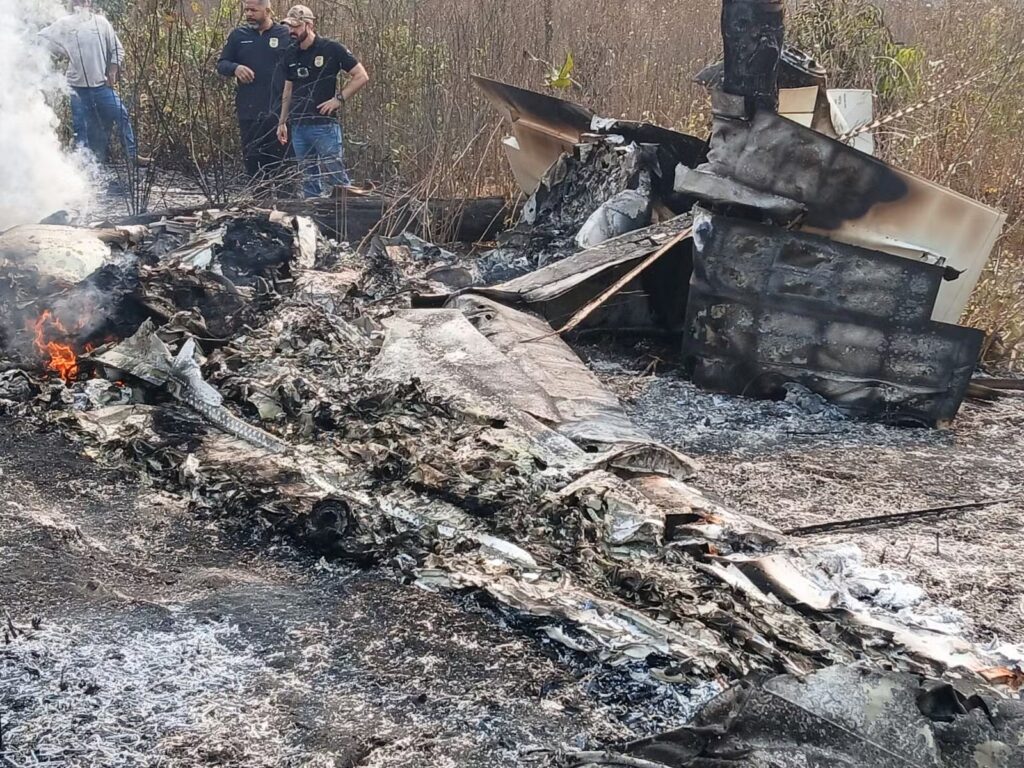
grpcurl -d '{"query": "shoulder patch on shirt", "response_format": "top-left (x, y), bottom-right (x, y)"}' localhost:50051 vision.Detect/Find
top-left (269, 37), bottom-right (279, 48)
top-left (314, 55), bottom-right (324, 67)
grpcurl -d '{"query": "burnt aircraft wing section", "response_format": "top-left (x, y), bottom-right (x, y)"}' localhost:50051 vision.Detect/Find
top-left (701, 110), bottom-right (1007, 323)
top-left (477, 215), bottom-right (694, 331)
top-left (472, 76), bottom-right (594, 138)
top-left (472, 76), bottom-right (594, 195)
top-left (684, 210), bottom-right (984, 426)
top-left (474, 76), bottom-right (708, 196)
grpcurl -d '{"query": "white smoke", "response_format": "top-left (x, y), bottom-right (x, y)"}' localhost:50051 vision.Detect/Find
top-left (0, 0), bottom-right (96, 230)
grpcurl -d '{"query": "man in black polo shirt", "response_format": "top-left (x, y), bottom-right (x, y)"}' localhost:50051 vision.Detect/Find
top-left (275, 5), bottom-right (369, 198)
top-left (216, 0), bottom-right (291, 192)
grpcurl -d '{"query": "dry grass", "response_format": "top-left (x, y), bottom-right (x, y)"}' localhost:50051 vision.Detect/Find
top-left (788, 0), bottom-right (1024, 368)
top-left (107, 0), bottom-right (1024, 367)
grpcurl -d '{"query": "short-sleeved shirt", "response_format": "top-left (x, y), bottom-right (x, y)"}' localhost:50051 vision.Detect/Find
top-left (39, 10), bottom-right (125, 88)
top-left (285, 36), bottom-right (358, 124)
top-left (216, 24), bottom-right (292, 120)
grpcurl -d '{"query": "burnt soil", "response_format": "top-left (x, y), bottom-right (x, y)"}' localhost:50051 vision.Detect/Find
top-left (0, 417), bottom-right (640, 767)
top-left (3, 363), bottom-right (1023, 765)
top-left (603, 363), bottom-right (1024, 644)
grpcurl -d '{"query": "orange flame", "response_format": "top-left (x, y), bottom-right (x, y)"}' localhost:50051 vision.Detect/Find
top-left (32, 310), bottom-right (79, 383)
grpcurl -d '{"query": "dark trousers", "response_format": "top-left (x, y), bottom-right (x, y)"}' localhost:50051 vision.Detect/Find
top-left (239, 114), bottom-right (288, 186)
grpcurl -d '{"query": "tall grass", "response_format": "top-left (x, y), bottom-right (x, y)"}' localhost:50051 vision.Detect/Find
top-left (789, 0), bottom-right (1024, 367)
top-left (106, 0), bottom-right (1024, 367)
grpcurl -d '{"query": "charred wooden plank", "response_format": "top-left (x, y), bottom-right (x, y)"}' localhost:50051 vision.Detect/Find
top-left (784, 499), bottom-right (1010, 537)
top-left (274, 195), bottom-right (512, 244)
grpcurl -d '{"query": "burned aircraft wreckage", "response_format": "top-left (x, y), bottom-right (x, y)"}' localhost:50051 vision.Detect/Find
top-left (2, 1), bottom-right (1022, 766)
top-left (471, 0), bottom-right (1004, 428)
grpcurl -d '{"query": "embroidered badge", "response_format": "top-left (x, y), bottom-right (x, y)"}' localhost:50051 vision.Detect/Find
top-left (314, 55), bottom-right (324, 67)
top-left (269, 37), bottom-right (279, 48)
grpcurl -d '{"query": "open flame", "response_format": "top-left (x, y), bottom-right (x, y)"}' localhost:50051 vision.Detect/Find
top-left (32, 310), bottom-right (79, 382)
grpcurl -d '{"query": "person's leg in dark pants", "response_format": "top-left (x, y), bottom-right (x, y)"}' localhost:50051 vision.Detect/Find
top-left (69, 88), bottom-right (91, 154)
top-left (92, 86), bottom-right (138, 162)
top-left (253, 114), bottom-right (289, 193)
top-left (253, 115), bottom-right (284, 172)
top-left (77, 88), bottom-right (109, 162)
top-left (239, 115), bottom-right (289, 197)
top-left (238, 118), bottom-right (264, 179)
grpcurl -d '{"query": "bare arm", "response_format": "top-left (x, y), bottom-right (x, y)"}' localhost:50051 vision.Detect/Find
top-left (277, 80), bottom-right (293, 143)
top-left (340, 63), bottom-right (369, 102)
top-left (317, 63), bottom-right (370, 115)
top-left (279, 80), bottom-right (293, 125)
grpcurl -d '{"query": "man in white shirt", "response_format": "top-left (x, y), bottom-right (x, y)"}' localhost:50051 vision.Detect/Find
top-left (39, 0), bottom-right (146, 166)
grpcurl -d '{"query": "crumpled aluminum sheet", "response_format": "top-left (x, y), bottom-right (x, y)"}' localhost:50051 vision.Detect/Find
top-left (582, 664), bottom-right (1024, 768)
top-left (39, 208), bottom-right (1020, 694)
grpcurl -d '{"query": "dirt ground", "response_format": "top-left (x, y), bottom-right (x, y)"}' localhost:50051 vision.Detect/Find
top-left (3, 361), bottom-right (1023, 764)
top-left (599, 363), bottom-right (1024, 645)
top-left (0, 417), bottom-right (660, 767)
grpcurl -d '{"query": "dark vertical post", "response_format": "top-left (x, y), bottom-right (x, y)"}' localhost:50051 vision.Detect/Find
top-left (721, 0), bottom-right (785, 116)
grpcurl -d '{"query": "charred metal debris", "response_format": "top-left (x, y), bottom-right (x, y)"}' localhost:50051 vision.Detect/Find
top-left (470, 0), bottom-right (1005, 427)
top-left (4, 200), bottom-right (1023, 762)
top-left (2, 1), bottom-right (1022, 763)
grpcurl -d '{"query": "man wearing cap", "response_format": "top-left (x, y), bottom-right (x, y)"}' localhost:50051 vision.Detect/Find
top-left (276, 5), bottom-right (369, 198)
top-left (39, 0), bottom-right (147, 166)
top-left (217, 0), bottom-right (291, 192)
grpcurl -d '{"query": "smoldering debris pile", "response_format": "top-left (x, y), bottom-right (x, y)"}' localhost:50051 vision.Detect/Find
top-left (2, 1), bottom-right (1023, 761)
top-left (1, 189), bottom-right (1022, 764)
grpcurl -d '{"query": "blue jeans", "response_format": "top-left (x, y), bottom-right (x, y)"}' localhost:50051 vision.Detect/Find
top-left (71, 85), bottom-right (138, 163)
top-left (291, 122), bottom-right (350, 198)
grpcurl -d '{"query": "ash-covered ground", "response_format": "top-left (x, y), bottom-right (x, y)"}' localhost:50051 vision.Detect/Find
top-left (585, 351), bottom-right (1024, 644)
top-left (5, 347), bottom-right (1022, 765)
top-left (5, 194), bottom-right (1023, 765)
top-left (0, 415), bottom-right (715, 767)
